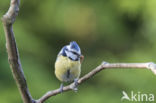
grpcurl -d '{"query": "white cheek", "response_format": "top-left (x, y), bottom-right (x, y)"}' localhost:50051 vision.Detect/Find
top-left (71, 54), bottom-right (77, 60)
top-left (65, 51), bottom-right (77, 60)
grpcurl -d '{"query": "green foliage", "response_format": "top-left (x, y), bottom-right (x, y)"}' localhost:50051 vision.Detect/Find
top-left (0, 0), bottom-right (156, 103)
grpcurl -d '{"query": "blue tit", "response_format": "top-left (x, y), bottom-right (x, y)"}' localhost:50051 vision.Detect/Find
top-left (55, 41), bottom-right (83, 92)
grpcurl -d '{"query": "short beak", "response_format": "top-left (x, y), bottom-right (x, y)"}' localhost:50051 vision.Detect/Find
top-left (80, 54), bottom-right (84, 64)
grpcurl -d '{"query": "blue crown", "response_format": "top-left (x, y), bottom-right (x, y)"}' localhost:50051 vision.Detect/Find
top-left (69, 41), bottom-right (81, 54)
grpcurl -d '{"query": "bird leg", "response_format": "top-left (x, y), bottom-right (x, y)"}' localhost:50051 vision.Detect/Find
top-left (73, 78), bottom-right (79, 92)
top-left (59, 83), bottom-right (64, 93)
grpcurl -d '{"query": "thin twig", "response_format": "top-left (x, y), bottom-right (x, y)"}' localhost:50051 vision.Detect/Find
top-left (36, 62), bottom-right (156, 103)
top-left (1, 0), bottom-right (34, 103)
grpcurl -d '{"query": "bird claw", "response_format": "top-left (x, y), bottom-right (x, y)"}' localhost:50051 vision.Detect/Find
top-left (73, 87), bottom-right (78, 92)
top-left (102, 61), bottom-right (109, 65)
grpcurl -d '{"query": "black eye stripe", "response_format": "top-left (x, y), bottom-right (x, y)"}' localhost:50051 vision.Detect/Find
top-left (72, 51), bottom-right (77, 55)
top-left (71, 51), bottom-right (81, 57)
top-left (66, 49), bottom-right (79, 55)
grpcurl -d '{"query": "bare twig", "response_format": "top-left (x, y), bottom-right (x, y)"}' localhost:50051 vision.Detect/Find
top-left (1, 0), bottom-right (34, 103)
top-left (36, 62), bottom-right (156, 103)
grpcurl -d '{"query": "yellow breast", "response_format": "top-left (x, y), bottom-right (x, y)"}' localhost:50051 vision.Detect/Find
top-left (55, 55), bottom-right (81, 82)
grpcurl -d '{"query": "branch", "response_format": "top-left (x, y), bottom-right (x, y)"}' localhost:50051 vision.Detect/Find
top-left (36, 62), bottom-right (156, 103)
top-left (1, 0), bottom-right (34, 103)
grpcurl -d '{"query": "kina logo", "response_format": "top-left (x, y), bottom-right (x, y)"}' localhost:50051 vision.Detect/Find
top-left (121, 91), bottom-right (154, 102)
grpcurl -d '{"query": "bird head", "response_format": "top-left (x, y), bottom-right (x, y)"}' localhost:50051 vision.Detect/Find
top-left (59, 41), bottom-right (81, 61)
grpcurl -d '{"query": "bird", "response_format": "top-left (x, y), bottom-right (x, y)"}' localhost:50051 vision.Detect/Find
top-left (55, 41), bottom-right (84, 92)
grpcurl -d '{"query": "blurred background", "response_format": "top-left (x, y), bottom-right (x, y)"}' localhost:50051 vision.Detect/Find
top-left (0, 0), bottom-right (156, 103)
